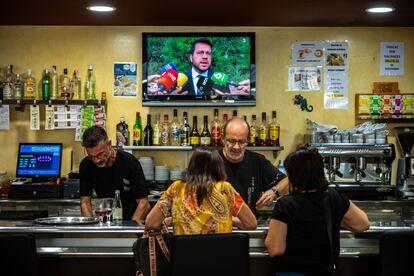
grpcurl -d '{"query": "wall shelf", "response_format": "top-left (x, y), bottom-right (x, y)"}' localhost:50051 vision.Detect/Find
top-left (121, 145), bottom-right (283, 152)
top-left (0, 99), bottom-right (106, 106)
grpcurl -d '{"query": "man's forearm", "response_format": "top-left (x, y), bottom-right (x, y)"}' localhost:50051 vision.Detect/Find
top-left (132, 198), bottom-right (151, 222)
top-left (80, 198), bottom-right (93, 217)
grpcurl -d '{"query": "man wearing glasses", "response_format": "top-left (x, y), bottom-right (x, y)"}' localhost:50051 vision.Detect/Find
top-left (79, 126), bottom-right (150, 223)
top-left (220, 118), bottom-right (289, 211)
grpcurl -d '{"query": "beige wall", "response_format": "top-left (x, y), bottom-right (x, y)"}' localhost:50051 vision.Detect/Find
top-left (1, 26), bottom-right (414, 183)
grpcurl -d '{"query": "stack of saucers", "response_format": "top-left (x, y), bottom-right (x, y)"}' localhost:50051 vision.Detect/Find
top-left (155, 165), bottom-right (169, 182)
top-left (138, 156), bottom-right (154, 181)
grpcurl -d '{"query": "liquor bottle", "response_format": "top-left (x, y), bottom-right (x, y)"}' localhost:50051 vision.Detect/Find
top-left (152, 113), bottom-right (161, 146)
top-left (112, 190), bottom-right (123, 221)
top-left (258, 112), bottom-right (268, 146)
top-left (161, 114), bottom-right (170, 146)
top-left (232, 110), bottom-right (238, 118)
top-left (220, 113), bottom-right (229, 142)
top-left (116, 116), bottom-right (129, 147)
top-left (14, 74), bottom-right (22, 99)
top-left (41, 69), bottom-right (51, 100)
top-left (144, 114), bottom-right (153, 146)
top-left (249, 114), bottom-right (259, 146)
top-left (268, 111), bottom-right (280, 146)
top-left (60, 68), bottom-right (70, 100)
top-left (24, 69), bottom-right (36, 99)
top-left (170, 109), bottom-right (181, 146)
top-left (243, 115), bottom-right (247, 122)
top-left (190, 116), bottom-right (200, 146)
top-left (3, 64), bottom-right (15, 100)
top-left (85, 64), bottom-right (96, 100)
top-left (51, 65), bottom-right (59, 100)
top-left (70, 69), bottom-right (81, 100)
top-left (132, 112), bottom-right (143, 146)
top-left (211, 109), bottom-right (222, 146)
top-left (200, 115), bottom-right (211, 146)
top-left (0, 67), bottom-right (4, 100)
top-left (180, 112), bottom-right (190, 146)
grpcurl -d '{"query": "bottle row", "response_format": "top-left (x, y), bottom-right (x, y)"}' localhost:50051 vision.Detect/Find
top-left (0, 64), bottom-right (97, 101)
top-left (116, 109), bottom-right (280, 147)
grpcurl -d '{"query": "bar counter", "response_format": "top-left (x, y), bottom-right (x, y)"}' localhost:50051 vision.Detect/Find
top-left (0, 198), bottom-right (413, 276)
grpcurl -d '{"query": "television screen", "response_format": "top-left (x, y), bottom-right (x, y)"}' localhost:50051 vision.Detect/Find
top-left (16, 143), bottom-right (63, 179)
top-left (142, 32), bottom-right (256, 106)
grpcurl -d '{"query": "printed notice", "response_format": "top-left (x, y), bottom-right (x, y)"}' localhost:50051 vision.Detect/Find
top-left (292, 41), bottom-right (326, 65)
top-left (113, 62), bottom-right (137, 97)
top-left (0, 105), bottom-right (10, 130)
top-left (380, 42), bottom-right (404, 76)
top-left (288, 66), bottom-right (322, 91)
top-left (30, 105), bottom-right (40, 130)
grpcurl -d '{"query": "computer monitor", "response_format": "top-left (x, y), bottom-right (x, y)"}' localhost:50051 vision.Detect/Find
top-left (16, 143), bottom-right (63, 180)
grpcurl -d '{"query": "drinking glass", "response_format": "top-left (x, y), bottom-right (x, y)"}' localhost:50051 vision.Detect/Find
top-left (95, 198), bottom-right (113, 225)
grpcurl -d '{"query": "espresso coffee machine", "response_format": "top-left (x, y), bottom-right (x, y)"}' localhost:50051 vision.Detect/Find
top-left (395, 127), bottom-right (414, 197)
top-left (309, 143), bottom-right (395, 199)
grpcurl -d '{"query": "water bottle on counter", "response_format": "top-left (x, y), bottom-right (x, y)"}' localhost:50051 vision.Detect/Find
top-left (112, 190), bottom-right (123, 221)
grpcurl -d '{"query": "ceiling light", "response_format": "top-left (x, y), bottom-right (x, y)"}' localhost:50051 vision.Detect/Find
top-left (86, 5), bottom-right (116, 12)
top-left (366, 7), bottom-right (395, 13)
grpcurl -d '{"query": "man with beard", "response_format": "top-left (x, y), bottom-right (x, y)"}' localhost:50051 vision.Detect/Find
top-left (183, 38), bottom-right (215, 96)
top-left (79, 126), bottom-right (150, 222)
top-left (219, 118), bottom-right (289, 212)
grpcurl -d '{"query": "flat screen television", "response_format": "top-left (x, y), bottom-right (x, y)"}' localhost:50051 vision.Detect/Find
top-left (16, 143), bottom-right (63, 180)
top-left (142, 32), bottom-right (256, 106)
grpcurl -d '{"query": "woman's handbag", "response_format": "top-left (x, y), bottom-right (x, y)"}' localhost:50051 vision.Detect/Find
top-left (133, 223), bottom-right (171, 276)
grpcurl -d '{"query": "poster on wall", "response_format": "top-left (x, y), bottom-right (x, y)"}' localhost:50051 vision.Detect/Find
top-left (324, 41), bottom-right (349, 109)
top-left (380, 42), bottom-right (404, 76)
top-left (288, 66), bottom-right (322, 91)
top-left (30, 105), bottom-right (40, 130)
top-left (0, 105), bottom-right (10, 130)
top-left (113, 62), bottom-right (138, 97)
top-left (292, 41), bottom-right (326, 65)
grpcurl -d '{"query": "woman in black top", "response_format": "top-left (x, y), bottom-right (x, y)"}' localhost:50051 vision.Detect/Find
top-left (265, 148), bottom-right (370, 276)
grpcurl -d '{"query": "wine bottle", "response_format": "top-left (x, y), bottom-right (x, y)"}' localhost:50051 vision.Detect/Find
top-left (112, 190), bottom-right (123, 221)
top-left (180, 112), bottom-right (190, 146)
top-left (190, 116), bottom-right (200, 146)
top-left (144, 114), bottom-right (153, 146)
top-left (200, 115), bottom-right (211, 146)
top-left (211, 109), bottom-right (222, 146)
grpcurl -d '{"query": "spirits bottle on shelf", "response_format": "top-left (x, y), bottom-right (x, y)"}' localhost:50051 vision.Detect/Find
top-left (85, 64), bottom-right (96, 100)
top-left (132, 112), bottom-right (143, 146)
top-left (42, 69), bottom-right (51, 100)
top-left (60, 68), bottom-right (70, 100)
top-left (200, 115), bottom-right (211, 146)
top-left (232, 110), bottom-right (238, 118)
top-left (51, 65), bottom-right (59, 100)
top-left (152, 113), bottom-right (161, 146)
top-left (249, 114), bottom-right (259, 146)
top-left (268, 111), bottom-right (280, 146)
top-left (144, 114), bottom-right (153, 146)
top-left (14, 73), bottom-right (22, 99)
top-left (161, 114), bottom-right (170, 146)
top-left (258, 112), bottom-right (268, 146)
top-left (70, 69), bottom-right (81, 100)
top-left (3, 64), bottom-right (15, 100)
top-left (24, 69), bottom-right (36, 99)
top-left (180, 112), bottom-right (190, 146)
top-left (190, 116), bottom-right (200, 146)
top-left (116, 116), bottom-right (130, 147)
top-left (170, 109), bottom-right (181, 146)
top-left (211, 109), bottom-right (222, 146)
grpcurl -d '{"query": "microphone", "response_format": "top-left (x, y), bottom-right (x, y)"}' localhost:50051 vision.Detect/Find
top-left (196, 76), bottom-right (213, 98)
top-left (211, 72), bottom-right (239, 87)
top-left (157, 68), bottom-right (178, 91)
top-left (160, 62), bottom-right (178, 74)
top-left (177, 73), bottom-right (188, 88)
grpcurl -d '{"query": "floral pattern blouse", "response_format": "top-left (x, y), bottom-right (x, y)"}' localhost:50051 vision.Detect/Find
top-left (157, 180), bottom-right (244, 235)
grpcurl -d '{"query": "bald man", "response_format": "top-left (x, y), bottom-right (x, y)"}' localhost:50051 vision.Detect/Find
top-left (219, 118), bottom-right (289, 211)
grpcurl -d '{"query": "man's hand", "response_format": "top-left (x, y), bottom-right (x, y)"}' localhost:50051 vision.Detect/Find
top-left (256, 189), bottom-right (277, 210)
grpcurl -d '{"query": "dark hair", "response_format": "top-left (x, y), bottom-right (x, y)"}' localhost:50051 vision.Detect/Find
top-left (284, 148), bottom-right (329, 193)
top-left (223, 117), bottom-right (250, 139)
top-left (190, 38), bottom-right (213, 55)
top-left (82, 126), bottom-right (108, 148)
top-left (185, 147), bottom-right (227, 205)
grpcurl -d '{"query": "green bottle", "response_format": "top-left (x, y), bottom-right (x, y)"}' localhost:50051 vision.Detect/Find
top-left (133, 112), bottom-right (143, 146)
top-left (42, 69), bottom-right (51, 100)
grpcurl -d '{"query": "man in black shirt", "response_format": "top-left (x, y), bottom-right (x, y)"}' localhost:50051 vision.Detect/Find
top-left (79, 126), bottom-right (150, 222)
top-left (220, 118), bottom-right (289, 211)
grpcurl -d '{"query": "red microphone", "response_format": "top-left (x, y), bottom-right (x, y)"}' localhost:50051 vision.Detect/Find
top-left (157, 68), bottom-right (178, 91)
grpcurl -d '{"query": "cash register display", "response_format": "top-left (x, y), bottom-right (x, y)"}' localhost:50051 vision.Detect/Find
top-left (16, 143), bottom-right (63, 180)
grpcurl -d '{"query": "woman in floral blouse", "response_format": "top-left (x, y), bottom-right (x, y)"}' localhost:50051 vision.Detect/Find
top-left (145, 147), bottom-right (257, 234)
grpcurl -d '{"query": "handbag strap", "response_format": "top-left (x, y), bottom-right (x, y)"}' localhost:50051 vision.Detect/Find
top-left (321, 190), bottom-right (336, 271)
top-left (148, 236), bottom-right (157, 276)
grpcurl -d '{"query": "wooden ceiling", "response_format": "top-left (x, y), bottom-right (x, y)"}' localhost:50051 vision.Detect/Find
top-left (1, 0), bottom-right (413, 26)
